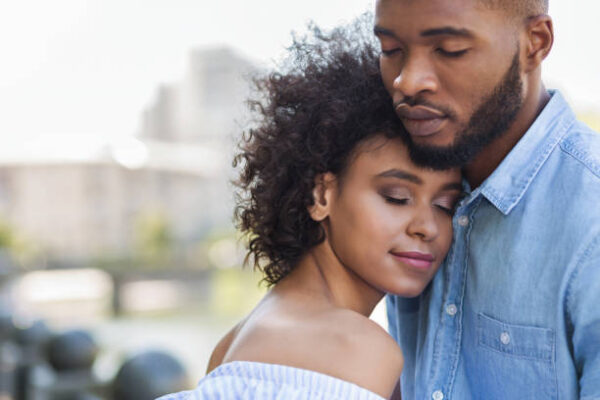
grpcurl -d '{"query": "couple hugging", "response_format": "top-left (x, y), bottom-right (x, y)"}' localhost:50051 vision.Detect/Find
top-left (162, 0), bottom-right (600, 399)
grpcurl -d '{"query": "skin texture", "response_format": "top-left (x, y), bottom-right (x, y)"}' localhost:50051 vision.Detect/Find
top-left (208, 136), bottom-right (462, 399)
top-left (375, 0), bottom-right (554, 187)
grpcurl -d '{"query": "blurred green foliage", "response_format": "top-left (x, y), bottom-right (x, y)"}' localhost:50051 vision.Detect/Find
top-left (211, 267), bottom-right (265, 317)
top-left (0, 219), bottom-right (14, 249)
top-left (134, 210), bottom-right (173, 266)
top-left (0, 217), bottom-right (38, 269)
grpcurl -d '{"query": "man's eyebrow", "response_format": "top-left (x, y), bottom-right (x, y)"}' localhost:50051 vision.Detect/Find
top-left (421, 26), bottom-right (474, 38)
top-left (377, 169), bottom-right (422, 184)
top-left (374, 26), bottom-right (398, 39)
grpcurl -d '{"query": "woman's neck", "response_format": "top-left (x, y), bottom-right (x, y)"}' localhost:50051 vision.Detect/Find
top-left (275, 242), bottom-right (385, 317)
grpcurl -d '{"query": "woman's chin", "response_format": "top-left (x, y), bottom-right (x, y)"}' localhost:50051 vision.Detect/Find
top-left (385, 281), bottom-right (428, 298)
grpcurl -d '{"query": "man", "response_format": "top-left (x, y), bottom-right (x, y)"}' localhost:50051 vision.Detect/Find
top-left (375, 0), bottom-right (600, 399)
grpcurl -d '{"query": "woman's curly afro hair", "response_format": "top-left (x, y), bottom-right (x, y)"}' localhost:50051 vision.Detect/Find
top-left (234, 14), bottom-right (405, 286)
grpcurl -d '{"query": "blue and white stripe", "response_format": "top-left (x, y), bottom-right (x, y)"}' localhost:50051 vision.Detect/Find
top-left (157, 360), bottom-right (386, 400)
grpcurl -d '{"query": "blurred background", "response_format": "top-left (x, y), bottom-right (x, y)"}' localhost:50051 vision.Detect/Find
top-left (0, 1), bottom-right (598, 398)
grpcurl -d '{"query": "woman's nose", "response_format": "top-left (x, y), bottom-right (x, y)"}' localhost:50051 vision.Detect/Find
top-left (406, 206), bottom-right (439, 241)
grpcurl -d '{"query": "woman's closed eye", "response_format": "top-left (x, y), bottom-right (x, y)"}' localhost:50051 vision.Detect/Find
top-left (380, 187), bottom-right (412, 206)
top-left (385, 196), bottom-right (410, 205)
top-left (433, 195), bottom-right (459, 215)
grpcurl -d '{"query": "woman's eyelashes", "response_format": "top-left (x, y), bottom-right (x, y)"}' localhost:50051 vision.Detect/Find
top-left (433, 195), bottom-right (459, 215)
top-left (435, 204), bottom-right (455, 216)
top-left (380, 187), bottom-right (412, 205)
top-left (380, 188), bottom-right (459, 215)
top-left (384, 196), bottom-right (410, 205)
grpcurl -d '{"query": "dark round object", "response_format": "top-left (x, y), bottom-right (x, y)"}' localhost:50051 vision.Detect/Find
top-left (46, 330), bottom-right (99, 371)
top-left (113, 351), bottom-right (189, 400)
top-left (0, 310), bottom-right (16, 340)
top-left (14, 319), bottom-right (52, 347)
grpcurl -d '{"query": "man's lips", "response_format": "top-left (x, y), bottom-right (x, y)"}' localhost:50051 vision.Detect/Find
top-left (390, 251), bottom-right (435, 270)
top-left (395, 104), bottom-right (447, 138)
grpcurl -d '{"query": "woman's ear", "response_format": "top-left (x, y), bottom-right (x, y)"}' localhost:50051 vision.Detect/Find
top-left (308, 172), bottom-right (336, 222)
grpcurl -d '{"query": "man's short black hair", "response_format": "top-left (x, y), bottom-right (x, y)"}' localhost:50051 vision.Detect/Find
top-left (479, 0), bottom-right (549, 18)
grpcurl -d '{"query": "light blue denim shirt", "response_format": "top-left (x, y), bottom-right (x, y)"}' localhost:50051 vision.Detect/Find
top-left (387, 91), bottom-right (600, 400)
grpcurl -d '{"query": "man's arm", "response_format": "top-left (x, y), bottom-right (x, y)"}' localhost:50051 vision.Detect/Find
top-left (566, 235), bottom-right (600, 399)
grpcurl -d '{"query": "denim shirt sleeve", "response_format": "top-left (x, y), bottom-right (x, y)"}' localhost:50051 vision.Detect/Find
top-left (566, 234), bottom-right (600, 399)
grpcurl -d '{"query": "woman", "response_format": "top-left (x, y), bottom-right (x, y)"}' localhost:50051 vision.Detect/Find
top-left (161, 16), bottom-right (462, 400)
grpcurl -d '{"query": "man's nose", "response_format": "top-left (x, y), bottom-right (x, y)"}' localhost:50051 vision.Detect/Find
top-left (392, 52), bottom-right (439, 99)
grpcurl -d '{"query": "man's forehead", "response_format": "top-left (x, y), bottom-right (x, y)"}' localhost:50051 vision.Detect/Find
top-left (375, 0), bottom-right (491, 10)
top-left (375, 0), bottom-right (491, 20)
top-left (374, 0), bottom-right (504, 36)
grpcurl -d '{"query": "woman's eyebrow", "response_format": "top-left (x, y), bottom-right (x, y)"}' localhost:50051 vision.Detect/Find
top-left (377, 169), bottom-right (422, 184)
top-left (442, 182), bottom-right (464, 191)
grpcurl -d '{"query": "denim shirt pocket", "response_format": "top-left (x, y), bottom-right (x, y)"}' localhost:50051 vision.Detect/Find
top-left (475, 313), bottom-right (557, 399)
top-left (478, 313), bottom-right (554, 361)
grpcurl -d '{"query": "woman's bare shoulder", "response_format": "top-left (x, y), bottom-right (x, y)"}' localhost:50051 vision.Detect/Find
top-left (206, 320), bottom-right (244, 373)
top-left (317, 309), bottom-right (404, 397)
top-left (219, 307), bottom-right (403, 398)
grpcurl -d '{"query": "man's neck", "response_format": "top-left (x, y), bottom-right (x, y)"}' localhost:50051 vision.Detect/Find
top-left (464, 85), bottom-right (551, 189)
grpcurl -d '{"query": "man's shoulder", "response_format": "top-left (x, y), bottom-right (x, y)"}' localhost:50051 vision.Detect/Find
top-left (557, 120), bottom-right (600, 180)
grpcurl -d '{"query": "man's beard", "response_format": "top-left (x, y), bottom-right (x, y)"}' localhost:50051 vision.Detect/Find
top-left (405, 50), bottom-right (523, 170)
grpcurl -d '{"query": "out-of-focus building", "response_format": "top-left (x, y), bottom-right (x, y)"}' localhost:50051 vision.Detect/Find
top-left (0, 46), bottom-right (258, 262)
top-left (140, 47), bottom-right (257, 143)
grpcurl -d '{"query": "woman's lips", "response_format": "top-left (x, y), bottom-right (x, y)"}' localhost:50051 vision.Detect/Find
top-left (390, 251), bottom-right (435, 270)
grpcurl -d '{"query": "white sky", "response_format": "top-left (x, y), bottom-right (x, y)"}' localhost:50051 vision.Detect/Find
top-left (0, 0), bottom-right (598, 141)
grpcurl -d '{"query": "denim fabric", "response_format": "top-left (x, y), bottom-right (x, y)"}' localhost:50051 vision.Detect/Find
top-left (387, 91), bottom-right (600, 400)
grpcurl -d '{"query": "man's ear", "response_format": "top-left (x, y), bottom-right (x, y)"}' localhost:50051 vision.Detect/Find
top-left (523, 15), bottom-right (554, 73)
top-left (308, 172), bottom-right (336, 222)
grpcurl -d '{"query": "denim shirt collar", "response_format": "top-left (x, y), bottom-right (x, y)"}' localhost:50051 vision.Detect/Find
top-left (464, 90), bottom-right (576, 215)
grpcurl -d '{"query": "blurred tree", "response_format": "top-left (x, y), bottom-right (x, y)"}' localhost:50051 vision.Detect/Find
top-left (0, 217), bottom-right (38, 269)
top-left (133, 210), bottom-right (173, 267)
top-left (0, 219), bottom-right (15, 250)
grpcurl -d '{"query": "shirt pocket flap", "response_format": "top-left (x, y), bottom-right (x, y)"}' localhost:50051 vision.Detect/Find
top-left (477, 313), bottom-right (554, 362)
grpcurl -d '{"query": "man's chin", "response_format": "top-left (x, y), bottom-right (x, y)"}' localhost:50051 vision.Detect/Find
top-left (407, 138), bottom-right (476, 170)
top-left (408, 128), bottom-right (457, 149)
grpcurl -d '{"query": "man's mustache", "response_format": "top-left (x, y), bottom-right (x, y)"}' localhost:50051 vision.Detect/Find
top-left (393, 97), bottom-right (455, 119)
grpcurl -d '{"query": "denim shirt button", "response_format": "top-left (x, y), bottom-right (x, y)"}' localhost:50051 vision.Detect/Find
top-left (500, 332), bottom-right (511, 345)
top-left (458, 215), bottom-right (469, 227)
top-left (432, 390), bottom-right (444, 400)
top-left (446, 304), bottom-right (458, 316)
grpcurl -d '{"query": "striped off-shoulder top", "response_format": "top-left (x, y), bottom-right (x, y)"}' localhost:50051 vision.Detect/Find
top-left (158, 360), bottom-right (386, 400)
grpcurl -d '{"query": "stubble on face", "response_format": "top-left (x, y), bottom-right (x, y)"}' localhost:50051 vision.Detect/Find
top-left (406, 48), bottom-right (524, 170)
